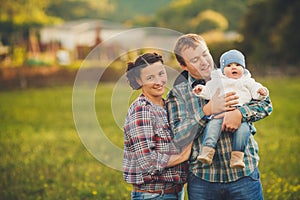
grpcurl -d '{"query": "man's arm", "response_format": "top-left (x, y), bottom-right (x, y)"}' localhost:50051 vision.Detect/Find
top-left (166, 87), bottom-right (207, 149)
top-left (239, 96), bottom-right (272, 122)
top-left (222, 96), bottom-right (273, 132)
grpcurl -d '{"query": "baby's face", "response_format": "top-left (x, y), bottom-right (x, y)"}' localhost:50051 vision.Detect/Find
top-left (223, 63), bottom-right (244, 79)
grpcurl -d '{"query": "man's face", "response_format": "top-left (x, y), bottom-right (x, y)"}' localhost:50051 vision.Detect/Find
top-left (180, 42), bottom-right (214, 81)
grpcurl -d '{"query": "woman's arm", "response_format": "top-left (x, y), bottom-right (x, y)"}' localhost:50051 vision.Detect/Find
top-left (125, 105), bottom-right (169, 173)
top-left (167, 142), bottom-right (192, 167)
top-left (125, 104), bottom-right (190, 174)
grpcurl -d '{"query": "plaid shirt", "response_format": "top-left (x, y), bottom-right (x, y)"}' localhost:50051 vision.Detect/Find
top-left (123, 94), bottom-right (189, 191)
top-left (166, 72), bottom-right (273, 183)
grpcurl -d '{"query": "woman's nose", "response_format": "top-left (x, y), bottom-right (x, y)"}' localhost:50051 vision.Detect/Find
top-left (154, 76), bottom-right (166, 85)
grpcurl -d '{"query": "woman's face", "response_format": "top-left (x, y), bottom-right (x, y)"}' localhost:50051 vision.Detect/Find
top-left (138, 61), bottom-right (167, 101)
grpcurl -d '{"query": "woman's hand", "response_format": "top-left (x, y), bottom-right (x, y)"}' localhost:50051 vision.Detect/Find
top-left (167, 142), bottom-right (193, 167)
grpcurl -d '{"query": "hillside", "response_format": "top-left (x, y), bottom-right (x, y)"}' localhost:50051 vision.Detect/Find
top-left (107, 0), bottom-right (172, 22)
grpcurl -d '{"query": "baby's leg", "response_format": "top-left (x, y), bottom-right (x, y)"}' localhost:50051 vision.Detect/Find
top-left (202, 118), bottom-right (223, 148)
top-left (198, 119), bottom-right (223, 164)
top-left (232, 122), bottom-right (251, 152)
top-left (230, 122), bottom-right (251, 168)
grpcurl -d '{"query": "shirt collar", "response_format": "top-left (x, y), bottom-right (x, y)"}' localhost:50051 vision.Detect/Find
top-left (188, 74), bottom-right (206, 89)
top-left (139, 93), bottom-right (166, 108)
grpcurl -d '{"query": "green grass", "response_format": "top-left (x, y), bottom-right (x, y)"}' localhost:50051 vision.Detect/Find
top-left (1, 77), bottom-right (300, 200)
top-left (254, 77), bottom-right (300, 199)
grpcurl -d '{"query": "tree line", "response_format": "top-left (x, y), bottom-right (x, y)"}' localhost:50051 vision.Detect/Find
top-left (0, 0), bottom-right (299, 66)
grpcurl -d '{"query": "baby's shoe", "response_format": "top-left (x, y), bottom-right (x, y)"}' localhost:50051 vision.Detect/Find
top-left (197, 146), bottom-right (215, 165)
top-left (230, 151), bottom-right (245, 169)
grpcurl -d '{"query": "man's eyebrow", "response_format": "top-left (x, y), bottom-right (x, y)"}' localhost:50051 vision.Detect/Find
top-left (203, 49), bottom-right (208, 54)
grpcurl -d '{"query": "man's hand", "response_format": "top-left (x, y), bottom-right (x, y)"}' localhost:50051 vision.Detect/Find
top-left (222, 109), bottom-right (242, 133)
top-left (224, 91), bottom-right (239, 109)
top-left (203, 88), bottom-right (239, 116)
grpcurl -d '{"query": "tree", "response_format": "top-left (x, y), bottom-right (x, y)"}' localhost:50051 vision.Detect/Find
top-left (156, 0), bottom-right (248, 33)
top-left (239, 0), bottom-right (300, 65)
top-left (46, 0), bottom-right (115, 21)
top-left (0, 0), bottom-right (63, 47)
top-left (189, 10), bottom-right (228, 33)
top-left (0, 0), bottom-right (116, 46)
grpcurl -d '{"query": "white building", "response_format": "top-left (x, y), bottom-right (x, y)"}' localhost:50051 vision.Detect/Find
top-left (40, 19), bottom-right (137, 51)
top-left (40, 19), bottom-right (182, 63)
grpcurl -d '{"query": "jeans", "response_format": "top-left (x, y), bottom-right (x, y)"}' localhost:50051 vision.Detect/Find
top-left (131, 189), bottom-right (184, 200)
top-left (203, 119), bottom-right (250, 151)
top-left (187, 168), bottom-right (263, 200)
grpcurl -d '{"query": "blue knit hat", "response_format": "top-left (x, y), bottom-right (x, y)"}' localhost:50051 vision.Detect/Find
top-left (220, 50), bottom-right (245, 73)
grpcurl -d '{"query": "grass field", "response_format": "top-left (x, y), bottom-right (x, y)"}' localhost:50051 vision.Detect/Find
top-left (1, 77), bottom-right (300, 200)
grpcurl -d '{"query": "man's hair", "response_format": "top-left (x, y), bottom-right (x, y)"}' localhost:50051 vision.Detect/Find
top-left (174, 34), bottom-right (206, 66)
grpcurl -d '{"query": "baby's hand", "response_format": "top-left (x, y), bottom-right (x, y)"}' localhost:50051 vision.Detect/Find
top-left (257, 88), bottom-right (268, 96)
top-left (193, 85), bottom-right (203, 95)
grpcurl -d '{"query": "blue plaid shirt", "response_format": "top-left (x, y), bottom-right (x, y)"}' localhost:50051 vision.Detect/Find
top-left (166, 72), bottom-right (273, 182)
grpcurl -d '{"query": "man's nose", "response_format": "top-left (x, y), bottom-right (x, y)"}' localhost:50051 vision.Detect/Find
top-left (199, 57), bottom-right (209, 66)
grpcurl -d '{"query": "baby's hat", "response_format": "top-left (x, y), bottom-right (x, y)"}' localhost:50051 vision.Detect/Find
top-left (220, 49), bottom-right (245, 72)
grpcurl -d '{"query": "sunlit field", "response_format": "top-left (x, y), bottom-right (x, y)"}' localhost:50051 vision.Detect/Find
top-left (1, 77), bottom-right (299, 200)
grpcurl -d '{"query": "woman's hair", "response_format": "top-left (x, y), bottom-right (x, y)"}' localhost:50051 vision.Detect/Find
top-left (174, 33), bottom-right (206, 66)
top-left (126, 52), bottom-right (163, 90)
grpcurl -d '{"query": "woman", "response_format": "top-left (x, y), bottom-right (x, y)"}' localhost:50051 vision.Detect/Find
top-left (123, 52), bottom-right (192, 200)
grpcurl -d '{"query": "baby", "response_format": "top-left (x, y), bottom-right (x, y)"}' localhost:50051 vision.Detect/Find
top-left (193, 49), bottom-right (268, 168)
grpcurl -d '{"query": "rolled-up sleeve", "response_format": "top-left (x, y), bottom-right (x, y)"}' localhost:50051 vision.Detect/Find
top-left (124, 105), bottom-right (170, 175)
top-left (238, 96), bottom-right (273, 122)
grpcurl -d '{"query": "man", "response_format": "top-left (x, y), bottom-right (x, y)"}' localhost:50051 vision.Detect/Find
top-left (166, 34), bottom-right (272, 200)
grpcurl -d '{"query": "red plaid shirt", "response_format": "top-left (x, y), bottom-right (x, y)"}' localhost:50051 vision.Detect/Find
top-left (123, 94), bottom-right (188, 191)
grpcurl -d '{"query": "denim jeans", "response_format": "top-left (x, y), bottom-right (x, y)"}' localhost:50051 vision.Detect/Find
top-left (232, 122), bottom-right (250, 151)
top-left (187, 168), bottom-right (263, 200)
top-left (203, 119), bottom-right (250, 151)
top-left (131, 189), bottom-right (184, 200)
